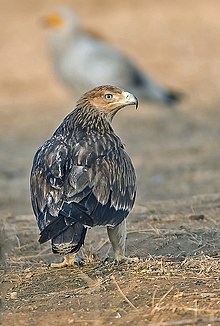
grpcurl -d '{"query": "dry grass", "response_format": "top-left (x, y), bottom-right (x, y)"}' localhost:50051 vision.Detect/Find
top-left (1, 194), bottom-right (219, 325)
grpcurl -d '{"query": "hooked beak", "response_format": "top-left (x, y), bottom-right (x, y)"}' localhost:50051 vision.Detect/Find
top-left (123, 91), bottom-right (138, 109)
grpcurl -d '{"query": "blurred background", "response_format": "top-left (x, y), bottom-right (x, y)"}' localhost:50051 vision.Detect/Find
top-left (1, 0), bottom-right (220, 215)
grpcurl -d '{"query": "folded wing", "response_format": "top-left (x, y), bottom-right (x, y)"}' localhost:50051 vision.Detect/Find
top-left (30, 132), bottom-right (136, 243)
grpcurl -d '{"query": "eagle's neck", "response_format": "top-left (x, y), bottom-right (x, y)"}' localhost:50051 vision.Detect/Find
top-left (55, 105), bottom-right (114, 138)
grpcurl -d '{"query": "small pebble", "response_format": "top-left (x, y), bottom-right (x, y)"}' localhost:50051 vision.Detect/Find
top-left (10, 292), bottom-right (17, 299)
top-left (195, 279), bottom-right (204, 285)
top-left (189, 214), bottom-right (205, 221)
top-left (25, 273), bottom-right (33, 279)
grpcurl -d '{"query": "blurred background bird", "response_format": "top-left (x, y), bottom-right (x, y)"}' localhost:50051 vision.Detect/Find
top-left (43, 6), bottom-right (181, 106)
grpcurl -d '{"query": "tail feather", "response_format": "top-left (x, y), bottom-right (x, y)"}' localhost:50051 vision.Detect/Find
top-left (52, 223), bottom-right (87, 254)
top-left (39, 212), bottom-right (87, 255)
top-left (164, 90), bottom-right (183, 106)
top-left (39, 215), bottom-right (69, 244)
top-left (39, 201), bottom-right (93, 244)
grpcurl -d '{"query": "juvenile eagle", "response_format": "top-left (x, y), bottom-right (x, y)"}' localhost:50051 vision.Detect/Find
top-left (30, 85), bottom-right (138, 267)
top-left (43, 6), bottom-right (180, 105)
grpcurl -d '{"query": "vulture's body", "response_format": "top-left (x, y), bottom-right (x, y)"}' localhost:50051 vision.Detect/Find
top-left (30, 86), bottom-right (137, 266)
top-left (44, 7), bottom-right (181, 105)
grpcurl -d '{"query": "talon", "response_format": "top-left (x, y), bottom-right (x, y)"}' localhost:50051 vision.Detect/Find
top-left (103, 255), bottom-right (140, 265)
top-left (103, 256), bottom-right (114, 263)
top-left (114, 256), bottom-right (140, 264)
top-left (50, 256), bottom-right (76, 268)
top-left (75, 257), bottom-right (85, 267)
top-left (114, 255), bottom-right (126, 264)
top-left (50, 261), bottom-right (68, 268)
top-left (125, 256), bottom-right (140, 264)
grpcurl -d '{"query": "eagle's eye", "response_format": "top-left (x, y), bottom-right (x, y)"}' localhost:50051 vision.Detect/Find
top-left (104, 93), bottom-right (113, 100)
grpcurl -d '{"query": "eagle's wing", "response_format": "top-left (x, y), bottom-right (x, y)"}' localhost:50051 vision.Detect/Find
top-left (30, 133), bottom-right (136, 242)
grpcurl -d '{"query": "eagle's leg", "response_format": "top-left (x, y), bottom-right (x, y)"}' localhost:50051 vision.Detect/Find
top-left (107, 220), bottom-right (127, 262)
top-left (50, 254), bottom-right (75, 268)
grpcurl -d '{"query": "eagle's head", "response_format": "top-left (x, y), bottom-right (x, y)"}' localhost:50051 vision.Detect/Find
top-left (77, 85), bottom-right (138, 120)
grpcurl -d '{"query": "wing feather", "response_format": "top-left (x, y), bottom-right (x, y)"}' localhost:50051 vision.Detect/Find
top-left (30, 131), bottom-right (136, 234)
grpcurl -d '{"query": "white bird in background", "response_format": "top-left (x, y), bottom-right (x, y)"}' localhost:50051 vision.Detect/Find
top-left (43, 6), bottom-right (181, 105)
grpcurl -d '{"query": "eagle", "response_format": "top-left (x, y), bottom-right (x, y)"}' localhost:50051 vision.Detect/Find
top-left (30, 85), bottom-right (138, 267)
top-left (43, 6), bottom-right (181, 105)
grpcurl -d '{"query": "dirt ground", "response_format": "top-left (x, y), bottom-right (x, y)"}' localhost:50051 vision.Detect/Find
top-left (0, 0), bottom-right (220, 325)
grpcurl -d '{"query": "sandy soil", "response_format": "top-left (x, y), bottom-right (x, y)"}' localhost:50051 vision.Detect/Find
top-left (0, 0), bottom-right (220, 325)
top-left (1, 196), bottom-right (220, 325)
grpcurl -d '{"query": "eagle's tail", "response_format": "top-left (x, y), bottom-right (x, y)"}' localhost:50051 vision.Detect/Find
top-left (38, 214), bottom-right (87, 255)
top-left (51, 222), bottom-right (87, 255)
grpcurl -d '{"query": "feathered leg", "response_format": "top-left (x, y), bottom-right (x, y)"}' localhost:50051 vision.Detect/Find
top-left (107, 219), bottom-right (127, 262)
top-left (107, 220), bottom-right (139, 263)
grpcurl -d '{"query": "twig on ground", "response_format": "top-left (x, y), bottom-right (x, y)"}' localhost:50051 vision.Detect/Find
top-left (15, 235), bottom-right (21, 249)
top-left (152, 288), bottom-right (157, 308)
top-left (150, 286), bottom-right (174, 315)
top-left (111, 275), bottom-right (138, 311)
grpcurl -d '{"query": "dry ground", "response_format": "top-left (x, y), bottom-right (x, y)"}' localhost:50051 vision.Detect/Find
top-left (0, 0), bottom-right (220, 325)
top-left (1, 196), bottom-right (220, 325)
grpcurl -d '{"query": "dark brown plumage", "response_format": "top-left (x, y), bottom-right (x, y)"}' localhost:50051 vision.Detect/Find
top-left (30, 85), bottom-right (138, 267)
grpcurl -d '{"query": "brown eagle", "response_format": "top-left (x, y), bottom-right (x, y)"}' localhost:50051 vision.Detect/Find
top-left (30, 85), bottom-right (138, 267)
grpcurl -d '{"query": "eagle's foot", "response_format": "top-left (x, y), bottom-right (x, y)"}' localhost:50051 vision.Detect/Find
top-left (104, 255), bottom-right (140, 265)
top-left (50, 255), bottom-right (76, 268)
top-left (114, 255), bottom-right (140, 264)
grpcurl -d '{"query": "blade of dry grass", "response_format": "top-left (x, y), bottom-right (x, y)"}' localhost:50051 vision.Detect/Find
top-left (111, 274), bottom-right (138, 311)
